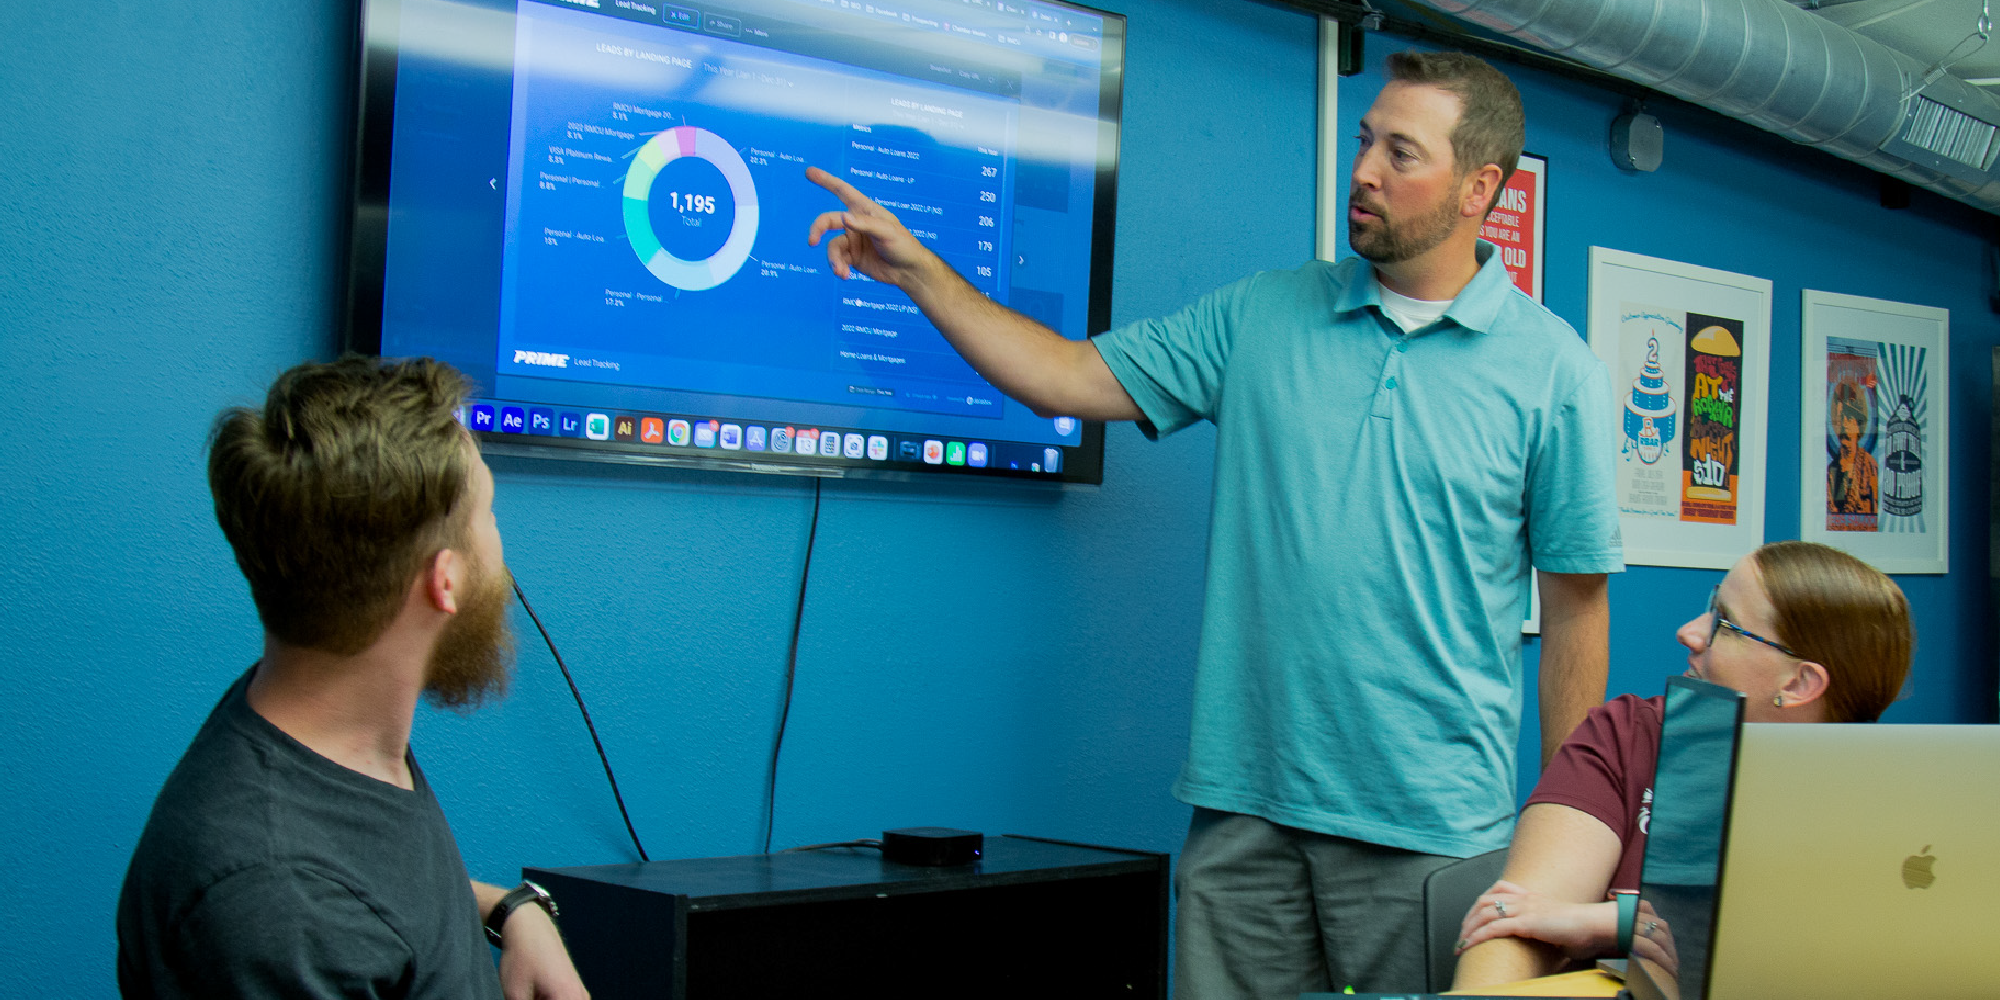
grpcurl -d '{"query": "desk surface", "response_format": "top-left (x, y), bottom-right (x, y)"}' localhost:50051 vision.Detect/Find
top-left (1446, 969), bottom-right (1625, 996)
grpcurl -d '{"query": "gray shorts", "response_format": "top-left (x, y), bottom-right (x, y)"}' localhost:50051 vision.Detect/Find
top-left (1173, 807), bottom-right (1459, 999)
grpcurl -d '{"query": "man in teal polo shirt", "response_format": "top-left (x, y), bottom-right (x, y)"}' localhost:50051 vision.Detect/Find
top-left (803, 51), bottom-right (1621, 997)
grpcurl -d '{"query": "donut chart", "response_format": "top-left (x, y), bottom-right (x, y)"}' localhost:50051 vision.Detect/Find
top-left (623, 126), bottom-right (759, 291)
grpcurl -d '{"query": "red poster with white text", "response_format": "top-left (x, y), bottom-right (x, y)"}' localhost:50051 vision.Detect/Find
top-left (1482, 154), bottom-right (1544, 301)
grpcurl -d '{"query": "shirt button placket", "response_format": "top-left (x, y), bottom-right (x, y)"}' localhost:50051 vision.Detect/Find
top-left (1372, 341), bottom-right (1402, 419)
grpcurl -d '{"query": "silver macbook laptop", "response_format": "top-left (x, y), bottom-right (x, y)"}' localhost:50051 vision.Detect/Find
top-left (1633, 685), bottom-right (2000, 1000)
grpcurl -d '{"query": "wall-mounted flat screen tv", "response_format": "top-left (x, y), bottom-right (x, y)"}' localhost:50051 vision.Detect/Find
top-left (346, 0), bottom-right (1124, 483)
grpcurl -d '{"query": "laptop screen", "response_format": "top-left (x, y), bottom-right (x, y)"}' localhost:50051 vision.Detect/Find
top-left (1628, 676), bottom-right (1745, 1000)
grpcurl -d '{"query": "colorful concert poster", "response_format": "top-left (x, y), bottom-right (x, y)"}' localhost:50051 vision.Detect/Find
top-left (1821, 338), bottom-right (1931, 534)
top-left (1798, 289), bottom-right (1945, 573)
top-left (1591, 249), bottom-right (1771, 569)
top-left (1824, 337), bottom-right (1881, 532)
top-left (1875, 344), bottom-right (1931, 534)
top-left (1679, 313), bottom-right (1743, 525)
top-left (1614, 303), bottom-right (1684, 520)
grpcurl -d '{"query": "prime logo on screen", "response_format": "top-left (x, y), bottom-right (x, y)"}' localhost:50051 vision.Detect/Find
top-left (515, 351), bottom-right (571, 369)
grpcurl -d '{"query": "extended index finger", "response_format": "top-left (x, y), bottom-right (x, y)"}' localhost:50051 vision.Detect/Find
top-left (805, 165), bottom-right (875, 211)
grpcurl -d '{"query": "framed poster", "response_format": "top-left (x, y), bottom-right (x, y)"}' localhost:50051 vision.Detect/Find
top-left (1799, 291), bottom-right (1949, 573)
top-left (1588, 248), bottom-right (1772, 569)
top-left (1486, 151), bottom-right (1545, 301)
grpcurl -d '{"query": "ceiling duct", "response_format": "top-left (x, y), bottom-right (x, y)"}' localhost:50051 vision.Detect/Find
top-left (1404, 0), bottom-right (2000, 214)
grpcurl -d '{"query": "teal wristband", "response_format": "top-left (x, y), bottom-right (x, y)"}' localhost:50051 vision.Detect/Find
top-left (1614, 889), bottom-right (1639, 954)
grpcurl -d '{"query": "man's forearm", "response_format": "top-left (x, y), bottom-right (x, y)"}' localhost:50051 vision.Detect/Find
top-left (902, 258), bottom-right (1137, 421)
top-left (471, 879), bottom-right (508, 918)
top-left (1536, 573), bottom-right (1610, 764)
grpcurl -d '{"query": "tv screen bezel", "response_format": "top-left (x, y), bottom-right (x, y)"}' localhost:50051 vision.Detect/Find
top-left (342, 0), bottom-right (1123, 485)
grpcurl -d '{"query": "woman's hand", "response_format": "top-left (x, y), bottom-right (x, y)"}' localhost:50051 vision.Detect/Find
top-left (1454, 879), bottom-right (1620, 960)
top-left (1628, 899), bottom-right (1679, 979)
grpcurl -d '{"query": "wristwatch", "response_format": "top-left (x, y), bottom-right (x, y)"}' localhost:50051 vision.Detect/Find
top-left (484, 880), bottom-right (559, 946)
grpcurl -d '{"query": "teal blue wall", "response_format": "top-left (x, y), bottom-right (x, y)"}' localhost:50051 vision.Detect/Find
top-left (2, 2), bottom-right (1993, 995)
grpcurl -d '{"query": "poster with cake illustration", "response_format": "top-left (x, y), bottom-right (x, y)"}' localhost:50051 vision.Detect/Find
top-left (1613, 306), bottom-right (1684, 520)
top-left (1589, 249), bottom-right (1770, 569)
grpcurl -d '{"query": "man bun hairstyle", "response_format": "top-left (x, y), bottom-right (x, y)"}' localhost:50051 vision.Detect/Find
top-left (1386, 51), bottom-right (1525, 211)
top-left (208, 355), bottom-right (474, 654)
top-left (1753, 540), bottom-right (1913, 723)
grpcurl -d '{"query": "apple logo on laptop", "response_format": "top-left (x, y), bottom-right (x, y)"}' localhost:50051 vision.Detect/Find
top-left (1902, 846), bottom-right (1937, 889)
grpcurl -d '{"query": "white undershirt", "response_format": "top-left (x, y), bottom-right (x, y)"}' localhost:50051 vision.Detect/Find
top-left (1375, 279), bottom-right (1453, 334)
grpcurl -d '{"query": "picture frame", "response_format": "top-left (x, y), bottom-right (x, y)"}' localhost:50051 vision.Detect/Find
top-left (1799, 290), bottom-right (1950, 574)
top-left (1588, 248), bottom-right (1772, 569)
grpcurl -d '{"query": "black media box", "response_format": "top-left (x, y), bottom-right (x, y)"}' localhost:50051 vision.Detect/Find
top-left (881, 826), bottom-right (984, 866)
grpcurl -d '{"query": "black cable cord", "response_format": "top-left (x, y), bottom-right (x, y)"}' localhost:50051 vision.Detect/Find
top-left (513, 578), bottom-right (650, 862)
top-left (763, 476), bottom-right (824, 855)
top-left (781, 839), bottom-right (882, 853)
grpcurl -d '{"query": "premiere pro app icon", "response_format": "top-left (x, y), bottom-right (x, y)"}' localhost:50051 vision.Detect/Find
top-left (470, 405), bottom-right (496, 432)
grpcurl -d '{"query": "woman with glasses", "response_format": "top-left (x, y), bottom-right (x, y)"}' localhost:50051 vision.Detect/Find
top-left (1449, 540), bottom-right (1912, 990)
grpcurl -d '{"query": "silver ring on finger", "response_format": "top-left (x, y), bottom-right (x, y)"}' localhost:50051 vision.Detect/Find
top-left (1493, 900), bottom-right (1507, 918)
top-left (1643, 919), bottom-right (1658, 936)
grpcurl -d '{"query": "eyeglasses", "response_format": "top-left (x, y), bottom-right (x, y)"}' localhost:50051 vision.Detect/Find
top-left (1705, 586), bottom-right (1801, 658)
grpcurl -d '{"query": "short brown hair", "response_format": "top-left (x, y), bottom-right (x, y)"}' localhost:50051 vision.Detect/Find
top-left (1386, 51), bottom-right (1525, 205)
top-left (1754, 540), bottom-right (1913, 723)
top-left (209, 355), bottom-right (474, 654)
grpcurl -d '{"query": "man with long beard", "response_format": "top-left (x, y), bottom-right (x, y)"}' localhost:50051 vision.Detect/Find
top-left (117, 356), bottom-right (587, 1000)
top-left (801, 51), bottom-right (1622, 996)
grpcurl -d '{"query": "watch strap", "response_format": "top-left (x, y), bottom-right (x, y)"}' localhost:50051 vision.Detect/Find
top-left (484, 880), bottom-right (557, 946)
top-left (1614, 889), bottom-right (1639, 954)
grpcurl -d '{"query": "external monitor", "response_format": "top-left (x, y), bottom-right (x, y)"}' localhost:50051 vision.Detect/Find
top-left (347, 0), bottom-right (1124, 483)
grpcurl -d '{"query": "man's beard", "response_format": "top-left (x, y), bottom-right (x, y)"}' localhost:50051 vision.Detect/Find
top-left (424, 555), bottom-right (516, 710)
top-left (1348, 186), bottom-right (1461, 265)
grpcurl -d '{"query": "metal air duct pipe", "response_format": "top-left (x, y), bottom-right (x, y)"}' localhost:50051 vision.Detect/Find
top-left (1407, 0), bottom-right (2000, 214)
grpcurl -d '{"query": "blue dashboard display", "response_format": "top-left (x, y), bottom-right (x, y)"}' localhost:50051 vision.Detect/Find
top-left (351, 0), bottom-right (1123, 482)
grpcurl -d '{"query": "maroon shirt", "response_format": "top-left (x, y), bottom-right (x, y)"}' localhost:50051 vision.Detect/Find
top-left (1524, 694), bottom-right (1663, 893)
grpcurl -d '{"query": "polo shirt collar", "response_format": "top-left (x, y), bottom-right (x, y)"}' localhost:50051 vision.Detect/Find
top-left (1330, 240), bottom-right (1515, 336)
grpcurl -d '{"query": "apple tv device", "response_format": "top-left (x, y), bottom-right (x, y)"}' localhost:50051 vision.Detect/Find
top-left (881, 827), bottom-right (983, 866)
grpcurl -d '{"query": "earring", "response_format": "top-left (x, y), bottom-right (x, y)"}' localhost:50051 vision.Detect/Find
top-left (1773, 695), bottom-right (1785, 708)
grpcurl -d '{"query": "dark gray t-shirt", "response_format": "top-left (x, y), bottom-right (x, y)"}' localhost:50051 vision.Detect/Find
top-left (117, 668), bottom-right (503, 1000)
